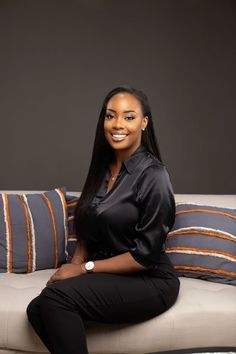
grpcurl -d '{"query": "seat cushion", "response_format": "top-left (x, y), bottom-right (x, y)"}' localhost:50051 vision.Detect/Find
top-left (0, 271), bottom-right (236, 353)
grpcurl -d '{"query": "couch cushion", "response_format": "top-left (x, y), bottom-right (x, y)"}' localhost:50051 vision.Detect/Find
top-left (0, 271), bottom-right (235, 353)
top-left (0, 188), bottom-right (67, 273)
top-left (166, 203), bottom-right (236, 286)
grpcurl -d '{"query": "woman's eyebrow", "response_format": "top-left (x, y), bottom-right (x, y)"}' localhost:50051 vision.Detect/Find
top-left (106, 108), bottom-right (136, 113)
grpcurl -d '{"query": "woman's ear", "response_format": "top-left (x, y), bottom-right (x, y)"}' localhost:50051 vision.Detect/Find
top-left (142, 116), bottom-right (149, 130)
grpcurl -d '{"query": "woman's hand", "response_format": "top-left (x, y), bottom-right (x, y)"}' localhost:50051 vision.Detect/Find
top-left (47, 263), bottom-right (86, 285)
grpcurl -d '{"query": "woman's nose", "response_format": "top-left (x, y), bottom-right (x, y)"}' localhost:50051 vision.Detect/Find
top-left (113, 117), bottom-right (124, 129)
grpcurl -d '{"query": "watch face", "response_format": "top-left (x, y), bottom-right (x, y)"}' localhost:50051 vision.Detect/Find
top-left (85, 261), bottom-right (94, 271)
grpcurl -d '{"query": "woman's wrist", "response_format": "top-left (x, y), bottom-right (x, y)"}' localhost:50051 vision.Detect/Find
top-left (80, 263), bottom-right (87, 274)
top-left (70, 260), bottom-right (87, 275)
top-left (71, 255), bottom-right (85, 265)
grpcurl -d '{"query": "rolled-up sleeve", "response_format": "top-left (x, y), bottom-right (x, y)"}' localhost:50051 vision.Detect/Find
top-left (130, 164), bottom-right (175, 267)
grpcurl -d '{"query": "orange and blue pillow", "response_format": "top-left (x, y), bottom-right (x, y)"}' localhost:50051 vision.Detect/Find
top-left (166, 203), bottom-right (236, 286)
top-left (0, 188), bottom-right (68, 273)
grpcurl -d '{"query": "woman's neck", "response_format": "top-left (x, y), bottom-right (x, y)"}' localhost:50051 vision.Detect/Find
top-left (112, 144), bottom-right (141, 168)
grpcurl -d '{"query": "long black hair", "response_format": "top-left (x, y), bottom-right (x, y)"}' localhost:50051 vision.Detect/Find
top-left (75, 85), bottom-right (162, 231)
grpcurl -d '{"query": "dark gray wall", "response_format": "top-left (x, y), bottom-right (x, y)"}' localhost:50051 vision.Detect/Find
top-left (0, 0), bottom-right (235, 193)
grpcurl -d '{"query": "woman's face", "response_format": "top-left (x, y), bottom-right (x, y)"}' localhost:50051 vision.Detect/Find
top-left (104, 93), bottom-right (148, 157)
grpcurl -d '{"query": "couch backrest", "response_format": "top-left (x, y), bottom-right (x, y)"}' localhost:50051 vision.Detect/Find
top-left (174, 194), bottom-right (236, 208)
top-left (0, 191), bottom-right (235, 209)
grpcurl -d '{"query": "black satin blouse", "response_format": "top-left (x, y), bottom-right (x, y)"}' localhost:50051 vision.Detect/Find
top-left (80, 145), bottom-right (177, 276)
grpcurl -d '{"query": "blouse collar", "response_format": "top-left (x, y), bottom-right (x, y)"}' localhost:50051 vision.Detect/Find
top-left (122, 145), bottom-right (149, 174)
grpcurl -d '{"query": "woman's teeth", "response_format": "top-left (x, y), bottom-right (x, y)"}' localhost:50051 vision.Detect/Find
top-left (113, 134), bottom-right (127, 138)
top-left (111, 134), bottom-right (128, 141)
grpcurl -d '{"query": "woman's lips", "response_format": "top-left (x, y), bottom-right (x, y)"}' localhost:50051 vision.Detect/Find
top-left (111, 133), bottom-right (128, 142)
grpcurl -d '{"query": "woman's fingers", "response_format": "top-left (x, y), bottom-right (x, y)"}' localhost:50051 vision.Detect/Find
top-left (46, 263), bottom-right (84, 286)
top-left (47, 270), bottom-right (60, 285)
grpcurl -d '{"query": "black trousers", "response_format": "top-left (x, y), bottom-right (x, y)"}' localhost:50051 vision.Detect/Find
top-left (26, 272), bottom-right (180, 354)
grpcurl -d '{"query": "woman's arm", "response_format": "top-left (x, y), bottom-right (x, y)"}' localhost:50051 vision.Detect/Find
top-left (47, 251), bottom-right (148, 284)
top-left (82, 252), bottom-right (148, 274)
top-left (47, 239), bottom-right (90, 284)
top-left (70, 239), bottom-right (90, 265)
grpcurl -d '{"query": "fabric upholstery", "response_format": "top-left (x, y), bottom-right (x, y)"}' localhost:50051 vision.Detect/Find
top-left (65, 194), bottom-right (79, 258)
top-left (0, 270), bottom-right (235, 353)
top-left (0, 188), bottom-right (67, 273)
top-left (166, 203), bottom-right (236, 285)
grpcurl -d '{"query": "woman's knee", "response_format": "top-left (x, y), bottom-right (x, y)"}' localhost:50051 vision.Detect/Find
top-left (26, 286), bottom-right (61, 319)
top-left (26, 295), bottom-right (41, 323)
top-left (39, 284), bottom-right (77, 314)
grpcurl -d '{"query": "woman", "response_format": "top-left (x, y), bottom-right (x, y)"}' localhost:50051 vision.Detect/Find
top-left (27, 86), bottom-right (180, 354)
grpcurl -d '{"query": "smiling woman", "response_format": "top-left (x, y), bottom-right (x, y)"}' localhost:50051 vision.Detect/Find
top-left (104, 92), bottom-right (148, 191)
top-left (104, 93), bottom-right (148, 154)
top-left (26, 85), bottom-right (180, 354)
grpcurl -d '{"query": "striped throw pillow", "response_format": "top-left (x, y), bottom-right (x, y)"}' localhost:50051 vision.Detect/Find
top-left (166, 203), bottom-right (236, 286)
top-left (66, 194), bottom-right (79, 258)
top-left (0, 188), bottom-right (67, 273)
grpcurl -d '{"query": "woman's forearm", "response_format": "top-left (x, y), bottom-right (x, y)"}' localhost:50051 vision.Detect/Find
top-left (48, 250), bottom-right (148, 284)
top-left (71, 240), bottom-right (90, 265)
top-left (82, 252), bottom-right (148, 274)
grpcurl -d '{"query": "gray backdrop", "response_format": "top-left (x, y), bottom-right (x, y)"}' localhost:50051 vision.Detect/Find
top-left (0, 0), bottom-right (235, 194)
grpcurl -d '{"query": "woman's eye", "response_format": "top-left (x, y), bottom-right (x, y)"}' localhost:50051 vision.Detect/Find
top-left (125, 116), bottom-right (134, 120)
top-left (105, 114), bottom-right (113, 120)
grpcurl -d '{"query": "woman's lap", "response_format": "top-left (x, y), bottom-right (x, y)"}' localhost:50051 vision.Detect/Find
top-left (40, 272), bottom-right (179, 323)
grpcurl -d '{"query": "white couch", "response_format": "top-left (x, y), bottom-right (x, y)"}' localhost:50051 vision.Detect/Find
top-left (0, 193), bottom-right (236, 354)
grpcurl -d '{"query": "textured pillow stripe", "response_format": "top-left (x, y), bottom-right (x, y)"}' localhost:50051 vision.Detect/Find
top-left (55, 188), bottom-right (68, 257)
top-left (176, 208), bottom-right (236, 220)
top-left (41, 193), bottom-right (59, 269)
top-left (1, 193), bottom-right (13, 272)
top-left (22, 194), bottom-right (36, 272)
top-left (166, 203), bottom-right (236, 285)
top-left (67, 199), bottom-right (78, 233)
top-left (168, 227), bottom-right (236, 243)
top-left (167, 247), bottom-right (236, 262)
top-left (67, 197), bottom-right (79, 240)
top-left (174, 265), bottom-right (236, 278)
top-left (65, 195), bottom-right (80, 258)
top-left (67, 201), bottom-right (78, 208)
top-left (18, 195), bottom-right (32, 273)
top-left (68, 213), bottom-right (77, 239)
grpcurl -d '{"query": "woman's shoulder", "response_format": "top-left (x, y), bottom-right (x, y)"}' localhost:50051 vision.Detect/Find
top-left (137, 150), bottom-right (173, 190)
top-left (141, 150), bottom-right (166, 174)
